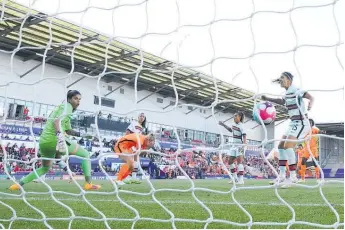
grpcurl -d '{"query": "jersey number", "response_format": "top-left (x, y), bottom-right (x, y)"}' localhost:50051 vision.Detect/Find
top-left (292, 125), bottom-right (298, 131)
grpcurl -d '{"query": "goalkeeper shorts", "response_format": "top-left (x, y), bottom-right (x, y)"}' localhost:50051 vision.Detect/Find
top-left (39, 136), bottom-right (78, 158)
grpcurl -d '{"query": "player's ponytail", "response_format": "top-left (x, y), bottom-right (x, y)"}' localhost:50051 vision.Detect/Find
top-left (140, 113), bottom-right (147, 132)
top-left (67, 90), bottom-right (81, 100)
top-left (237, 111), bottom-right (245, 123)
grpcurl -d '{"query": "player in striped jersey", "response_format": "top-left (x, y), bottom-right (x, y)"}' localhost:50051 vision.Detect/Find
top-left (219, 111), bottom-right (247, 184)
top-left (126, 113), bottom-right (147, 135)
top-left (262, 72), bottom-right (314, 187)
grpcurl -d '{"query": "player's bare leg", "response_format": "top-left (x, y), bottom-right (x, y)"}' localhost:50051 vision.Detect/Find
top-left (299, 157), bottom-right (307, 183)
top-left (297, 164), bottom-right (302, 178)
top-left (313, 157), bottom-right (321, 181)
top-left (228, 156), bottom-right (238, 184)
top-left (132, 155), bottom-right (138, 179)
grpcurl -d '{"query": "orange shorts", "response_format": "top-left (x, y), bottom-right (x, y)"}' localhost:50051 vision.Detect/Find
top-left (114, 146), bottom-right (133, 155)
top-left (115, 147), bottom-right (135, 164)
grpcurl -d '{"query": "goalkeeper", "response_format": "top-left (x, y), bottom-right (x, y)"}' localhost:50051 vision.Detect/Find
top-left (9, 90), bottom-right (101, 191)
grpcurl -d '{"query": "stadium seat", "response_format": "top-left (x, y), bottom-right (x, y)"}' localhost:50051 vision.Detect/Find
top-left (334, 168), bottom-right (344, 178)
top-left (321, 168), bottom-right (332, 178)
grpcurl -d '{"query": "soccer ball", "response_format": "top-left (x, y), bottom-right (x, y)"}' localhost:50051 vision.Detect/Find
top-left (253, 101), bottom-right (276, 125)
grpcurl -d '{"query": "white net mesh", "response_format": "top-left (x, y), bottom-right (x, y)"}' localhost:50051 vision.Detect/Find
top-left (0, 0), bottom-right (344, 229)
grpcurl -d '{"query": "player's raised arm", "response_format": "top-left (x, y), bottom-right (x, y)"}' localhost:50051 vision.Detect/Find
top-left (261, 95), bottom-right (285, 105)
top-left (303, 92), bottom-right (314, 111)
top-left (219, 121), bottom-right (232, 132)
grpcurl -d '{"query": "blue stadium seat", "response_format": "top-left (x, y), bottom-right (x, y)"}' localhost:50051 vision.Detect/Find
top-left (321, 168), bottom-right (332, 178)
top-left (334, 168), bottom-right (344, 178)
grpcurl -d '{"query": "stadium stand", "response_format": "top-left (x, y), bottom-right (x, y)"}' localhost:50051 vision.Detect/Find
top-left (1, 113), bottom-right (343, 180)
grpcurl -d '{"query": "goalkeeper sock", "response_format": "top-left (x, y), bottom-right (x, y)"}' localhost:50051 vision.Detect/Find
top-left (20, 166), bottom-right (50, 185)
top-left (301, 164), bottom-right (306, 180)
top-left (75, 147), bottom-right (91, 183)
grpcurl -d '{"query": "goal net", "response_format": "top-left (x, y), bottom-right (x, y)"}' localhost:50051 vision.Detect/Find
top-left (0, 0), bottom-right (344, 229)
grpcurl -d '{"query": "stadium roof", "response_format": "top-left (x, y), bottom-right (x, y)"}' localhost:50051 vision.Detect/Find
top-left (0, 1), bottom-right (287, 121)
top-left (316, 122), bottom-right (344, 137)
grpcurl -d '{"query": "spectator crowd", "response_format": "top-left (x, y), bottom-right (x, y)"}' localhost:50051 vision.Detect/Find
top-left (1, 138), bottom-right (278, 179)
top-left (1, 120), bottom-right (276, 179)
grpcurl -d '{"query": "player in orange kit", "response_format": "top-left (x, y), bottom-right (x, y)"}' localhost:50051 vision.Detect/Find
top-left (296, 144), bottom-right (304, 177)
top-left (114, 133), bottom-right (156, 185)
top-left (299, 119), bottom-right (320, 182)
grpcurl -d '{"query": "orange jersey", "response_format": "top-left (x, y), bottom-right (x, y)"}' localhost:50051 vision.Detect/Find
top-left (303, 126), bottom-right (319, 157)
top-left (114, 133), bottom-right (147, 154)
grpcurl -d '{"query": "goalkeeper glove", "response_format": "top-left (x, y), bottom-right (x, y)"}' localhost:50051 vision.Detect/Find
top-left (56, 132), bottom-right (67, 154)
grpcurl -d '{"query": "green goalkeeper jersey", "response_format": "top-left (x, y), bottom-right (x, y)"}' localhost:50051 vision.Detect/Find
top-left (39, 103), bottom-right (73, 144)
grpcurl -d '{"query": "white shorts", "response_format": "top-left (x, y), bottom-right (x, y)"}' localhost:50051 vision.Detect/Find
top-left (228, 146), bottom-right (245, 157)
top-left (284, 121), bottom-right (311, 139)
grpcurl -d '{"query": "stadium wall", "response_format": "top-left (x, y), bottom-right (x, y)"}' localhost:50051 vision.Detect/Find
top-left (0, 52), bottom-right (268, 141)
top-left (274, 120), bottom-right (290, 147)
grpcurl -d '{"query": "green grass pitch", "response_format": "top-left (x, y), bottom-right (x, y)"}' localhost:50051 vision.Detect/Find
top-left (0, 179), bottom-right (343, 229)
